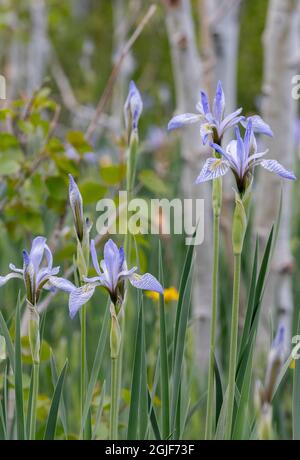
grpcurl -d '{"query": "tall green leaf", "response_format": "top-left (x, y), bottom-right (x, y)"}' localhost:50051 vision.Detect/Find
top-left (81, 304), bottom-right (110, 435)
top-left (127, 298), bottom-right (144, 440)
top-left (158, 242), bottom-right (170, 438)
top-left (15, 294), bottom-right (25, 440)
top-left (44, 360), bottom-right (68, 440)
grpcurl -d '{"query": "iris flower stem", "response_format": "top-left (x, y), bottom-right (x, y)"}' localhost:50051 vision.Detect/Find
top-left (226, 253), bottom-right (241, 439)
top-left (110, 356), bottom-right (119, 439)
top-left (205, 211), bottom-right (220, 439)
top-left (29, 362), bottom-right (39, 440)
top-left (80, 304), bottom-right (87, 438)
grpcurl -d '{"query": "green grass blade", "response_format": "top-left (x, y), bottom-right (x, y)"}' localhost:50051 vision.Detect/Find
top-left (170, 242), bottom-right (194, 435)
top-left (15, 294), bottom-right (25, 440)
top-left (158, 242), bottom-right (170, 438)
top-left (172, 241), bottom-right (195, 365)
top-left (26, 366), bottom-right (34, 439)
top-left (139, 302), bottom-right (148, 439)
top-left (147, 389), bottom-right (161, 440)
top-left (238, 238), bottom-right (258, 362)
top-left (44, 360), bottom-right (68, 440)
top-left (127, 299), bottom-right (143, 440)
top-left (50, 353), bottom-right (68, 438)
top-left (81, 303), bottom-right (110, 434)
top-left (233, 341), bottom-right (255, 439)
top-left (214, 354), bottom-right (223, 428)
top-left (0, 312), bottom-right (15, 369)
top-left (0, 395), bottom-right (6, 439)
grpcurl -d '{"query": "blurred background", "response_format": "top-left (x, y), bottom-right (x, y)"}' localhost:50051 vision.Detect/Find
top-left (0, 0), bottom-right (299, 439)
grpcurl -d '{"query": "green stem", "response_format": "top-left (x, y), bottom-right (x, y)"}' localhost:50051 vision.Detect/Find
top-left (29, 362), bottom-right (39, 440)
top-left (205, 211), bottom-right (220, 439)
top-left (226, 253), bottom-right (241, 439)
top-left (80, 304), bottom-right (87, 439)
top-left (110, 356), bottom-right (119, 440)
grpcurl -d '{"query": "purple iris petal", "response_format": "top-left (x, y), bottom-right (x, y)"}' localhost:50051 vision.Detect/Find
top-left (167, 113), bottom-right (202, 131)
top-left (242, 115), bottom-right (273, 137)
top-left (103, 239), bottom-right (122, 291)
top-left (69, 284), bottom-right (98, 319)
top-left (90, 239), bottom-right (101, 276)
top-left (219, 108), bottom-right (243, 132)
top-left (0, 272), bottom-right (22, 287)
top-left (124, 80), bottom-right (143, 132)
top-left (260, 160), bottom-right (296, 180)
top-left (200, 90), bottom-right (211, 116)
top-left (129, 273), bottom-right (163, 294)
top-left (212, 80), bottom-right (225, 123)
top-left (195, 158), bottom-right (229, 184)
top-left (47, 276), bottom-right (76, 293)
top-left (29, 236), bottom-right (47, 273)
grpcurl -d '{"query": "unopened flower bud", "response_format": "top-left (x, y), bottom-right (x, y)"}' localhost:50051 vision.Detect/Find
top-left (124, 81), bottom-right (143, 144)
top-left (69, 174), bottom-right (84, 243)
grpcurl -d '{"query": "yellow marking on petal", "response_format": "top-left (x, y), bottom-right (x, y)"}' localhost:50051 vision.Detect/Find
top-left (290, 359), bottom-right (296, 370)
top-left (210, 159), bottom-right (223, 171)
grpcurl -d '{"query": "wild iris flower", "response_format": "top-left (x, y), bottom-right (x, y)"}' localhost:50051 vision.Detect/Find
top-left (195, 120), bottom-right (296, 193)
top-left (0, 236), bottom-right (74, 306)
top-left (168, 80), bottom-right (244, 144)
top-left (68, 239), bottom-right (163, 319)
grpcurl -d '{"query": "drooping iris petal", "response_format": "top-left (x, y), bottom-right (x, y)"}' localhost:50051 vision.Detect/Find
top-left (0, 272), bottom-right (22, 287)
top-left (167, 113), bottom-right (202, 131)
top-left (195, 158), bottom-right (229, 184)
top-left (212, 81), bottom-right (225, 123)
top-left (9, 263), bottom-right (23, 274)
top-left (259, 160), bottom-right (296, 180)
top-left (129, 273), bottom-right (163, 294)
top-left (69, 284), bottom-right (98, 319)
top-left (242, 115), bottom-right (273, 137)
top-left (47, 276), bottom-right (76, 293)
top-left (29, 236), bottom-right (46, 273)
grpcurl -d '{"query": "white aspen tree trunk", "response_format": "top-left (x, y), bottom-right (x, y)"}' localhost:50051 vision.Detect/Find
top-left (165, 0), bottom-right (213, 370)
top-left (255, 0), bottom-right (300, 356)
top-left (27, 0), bottom-right (49, 93)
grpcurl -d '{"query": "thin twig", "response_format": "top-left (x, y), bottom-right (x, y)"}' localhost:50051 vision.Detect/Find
top-left (85, 4), bottom-right (157, 141)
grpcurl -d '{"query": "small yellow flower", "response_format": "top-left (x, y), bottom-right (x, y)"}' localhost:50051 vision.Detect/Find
top-left (146, 286), bottom-right (179, 304)
top-left (290, 359), bottom-right (296, 370)
top-left (164, 286), bottom-right (179, 303)
top-left (146, 290), bottom-right (160, 302)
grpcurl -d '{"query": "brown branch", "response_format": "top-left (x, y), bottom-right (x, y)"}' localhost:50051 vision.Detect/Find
top-left (85, 4), bottom-right (157, 141)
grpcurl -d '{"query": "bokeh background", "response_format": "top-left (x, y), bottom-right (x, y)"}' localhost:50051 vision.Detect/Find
top-left (0, 0), bottom-right (299, 439)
